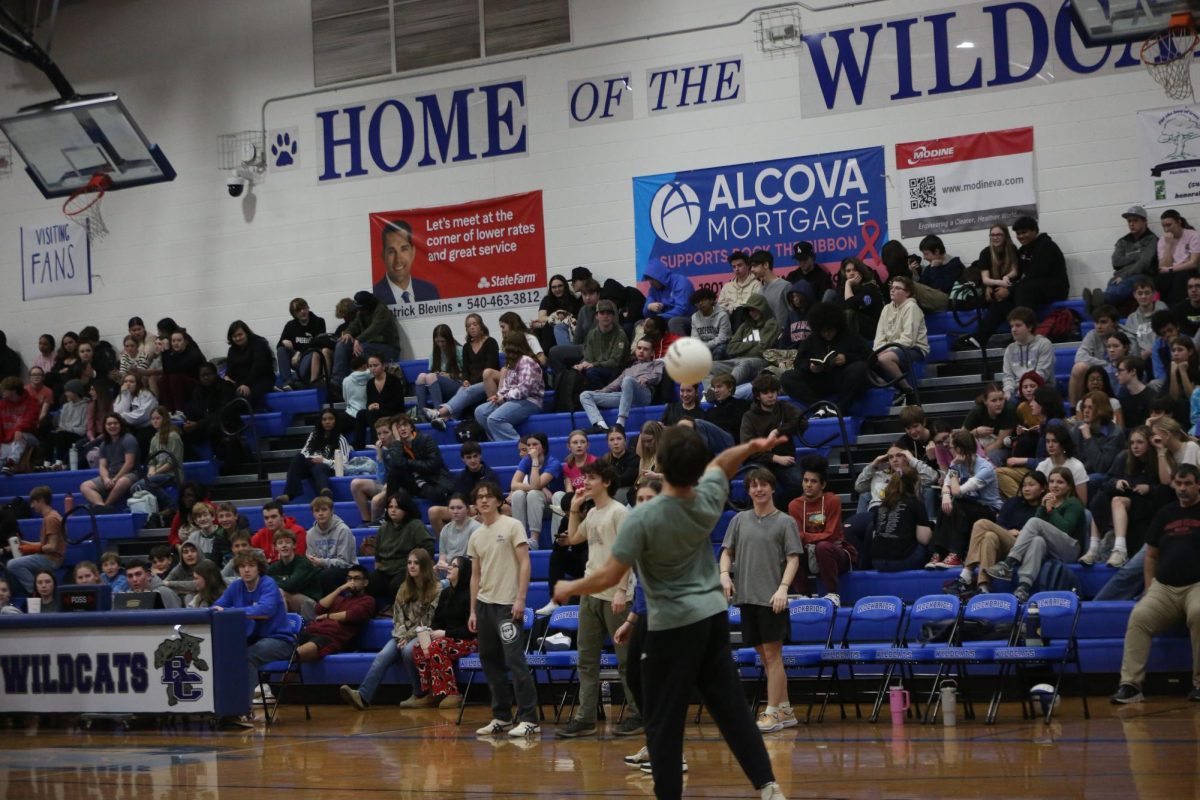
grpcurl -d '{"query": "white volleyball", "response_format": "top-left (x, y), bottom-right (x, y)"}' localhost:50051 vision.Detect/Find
top-left (664, 336), bottom-right (713, 385)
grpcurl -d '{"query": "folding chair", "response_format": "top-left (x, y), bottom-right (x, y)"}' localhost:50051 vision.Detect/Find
top-left (779, 597), bottom-right (838, 723)
top-left (871, 594), bottom-right (961, 722)
top-left (455, 607), bottom-right (538, 725)
top-left (257, 612), bottom-right (311, 725)
top-left (695, 605), bottom-right (755, 723)
top-left (987, 590), bottom-right (1089, 724)
top-left (525, 605), bottom-right (580, 723)
top-left (816, 595), bottom-right (905, 722)
top-left (925, 593), bottom-right (1021, 724)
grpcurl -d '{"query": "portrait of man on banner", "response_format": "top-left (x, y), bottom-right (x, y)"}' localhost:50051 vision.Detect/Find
top-left (372, 218), bottom-right (440, 304)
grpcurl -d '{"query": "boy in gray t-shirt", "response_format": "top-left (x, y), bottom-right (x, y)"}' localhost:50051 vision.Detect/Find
top-left (436, 494), bottom-right (480, 572)
top-left (719, 467), bottom-right (802, 734)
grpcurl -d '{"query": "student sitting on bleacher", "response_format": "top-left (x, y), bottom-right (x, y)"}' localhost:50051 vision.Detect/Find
top-left (835, 257), bottom-right (884, 339)
top-left (250, 501), bottom-right (308, 563)
top-left (786, 455), bottom-right (851, 606)
top-left (341, 546), bottom-right (442, 710)
top-left (351, 415), bottom-right (393, 527)
top-left (945, 470), bottom-right (1048, 597)
top-left (633, 421), bottom-right (663, 491)
top-left (0, 578), bottom-right (21, 614)
top-left (704, 373), bottom-right (749, 441)
top-left (294, 564), bottom-right (376, 663)
top-left (113, 373), bottom-right (158, 455)
top-left (306, 495), bottom-right (359, 593)
top-left (163, 542), bottom-right (203, 604)
top-left (180, 362), bottom-right (237, 462)
top-left (224, 321), bottom-right (275, 411)
top-left (435, 494), bottom-right (479, 575)
top-left (1167, 335), bottom-right (1200, 423)
top-left (47, 379), bottom-right (88, 468)
top-left (862, 466), bottom-right (933, 572)
top-left (413, 324), bottom-right (466, 419)
top-left (1072, 391), bottom-right (1127, 481)
top-left (409, 555), bottom-right (476, 709)
top-left (357, 355), bottom-right (406, 450)
top-left (99, 551), bottom-right (129, 593)
top-left (189, 561), bottom-right (226, 608)
top-left (474, 333), bottom-right (544, 442)
top-left (340, 356), bottom-right (369, 439)
top-left (1083, 425), bottom-right (1160, 569)
top-left (184, 501), bottom-right (230, 565)
top-left (1124, 278), bottom-right (1164, 361)
top-left (689, 287), bottom-right (731, 359)
top-left (124, 560), bottom-right (180, 610)
top-left (268, 529), bottom-right (323, 619)
top-left (383, 415), bottom-right (454, 504)
top-left (1116, 357), bottom-right (1156, 431)
top-left (928, 430), bottom-right (1002, 570)
top-left (1070, 304), bottom-right (1120, 404)
top-left (26, 366), bottom-right (53, 437)
top-left (0, 376), bottom-right (40, 474)
top-left (427, 440), bottom-right (500, 534)
top-left (159, 328), bottom-right (206, 414)
top-left (1000, 307), bottom-right (1054, 401)
top-left (705, 294), bottom-right (779, 393)
top-left (509, 432), bottom-right (562, 547)
top-left (215, 502), bottom-right (248, 562)
top-left (221, 530), bottom-right (265, 579)
top-left (6, 486), bottom-right (65, 598)
top-left (1073, 364), bottom-right (1124, 427)
top-left (276, 409), bottom-right (352, 505)
top-left (1001, 424), bottom-right (1089, 505)
top-left (568, 299), bottom-right (628, 392)
top-left (741, 374), bottom-right (805, 504)
top-left (78, 414), bottom-right (139, 510)
top-left (778, 280), bottom-right (815, 348)
top-left (580, 338), bottom-right (663, 434)
top-left (873, 276), bottom-right (928, 408)
top-left (600, 427), bottom-right (639, 503)
top-left (660, 383), bottom-right (702, 426)
top-left (780, 302), bottom-right (872, 416)
top-left (963, 383), bottom-right (1019, 467)
top-left (366, 490), bottom-right (434, 608)
top-left (985, 467), bottom-right (1085, 602)
top-left (331, 291), bottom-right (401, 387)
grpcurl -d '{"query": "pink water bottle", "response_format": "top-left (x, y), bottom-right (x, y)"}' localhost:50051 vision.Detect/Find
top-left (63, 492), bottom-right (74, 513)
top-left (889, 684), bottom-right (910, 726)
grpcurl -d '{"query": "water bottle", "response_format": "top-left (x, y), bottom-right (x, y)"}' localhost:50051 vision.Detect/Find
top-left (601, 680), bottom-right (611, 706)
top-left (69, 445), bottom-right (79, 472)
top-left (334, 449), bottom-right (345, 478)
top-left (1024, 602), bottom-right (1043, 646)
top-left (7, 536), bottom-right (19, 559)
top-left (888, 683), bottom-right (910, 726)
top-left (63, 492), bottom-right (74, 514)
top-left (940, 681), bottom-right (957, 726)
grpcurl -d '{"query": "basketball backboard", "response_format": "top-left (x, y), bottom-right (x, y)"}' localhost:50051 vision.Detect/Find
top-left (1069, 0), bottom-right (1200, 45)
top-left (0, 93), bottom-right (176, 199)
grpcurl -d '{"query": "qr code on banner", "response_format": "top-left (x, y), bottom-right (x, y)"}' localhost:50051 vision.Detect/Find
top-left (909, 176), bottom-right (936, 210)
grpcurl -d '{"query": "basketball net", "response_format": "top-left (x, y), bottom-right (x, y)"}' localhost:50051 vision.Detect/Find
top-left (1141, 14), bottom-right (1199, 101)
top-left (62, 173), bottom-right (112, 242)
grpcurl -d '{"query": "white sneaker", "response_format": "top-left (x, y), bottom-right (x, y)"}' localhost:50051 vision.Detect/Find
top-left (756, 710), bottom-right (783, 733)
top-left (778, 705), bottom-right (798, 728)
top-left (253, 684), bottom-right (274, 701)
top-left (535, 601), bottom-right (559, 616)
top-left (475, 718), bottom-right (514, 735)
top-left (624, 745), bottom-right (650, 767)
top-left (760, 782), bottom-right (787, 800)
top-left (1106, 549), bottom-right (1129, 568)
top-left (422, 407), bottom-right (441, 422)
top-left (508, 721), bottom-right (541, 737)
top-left (823, 592), bottom-right (841, 607)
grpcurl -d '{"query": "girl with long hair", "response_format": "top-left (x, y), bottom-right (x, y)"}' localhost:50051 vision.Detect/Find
top-left (189, 559), bottom-right (227, 608)
top-left (963, 382), bottom-right (1018, 466)
top-left (635, 420), bottom-right (664, 488)
top-left (928, 430), bottom-right (1002, 570)
top-left (79, 413), bottom-right (139, 509)
top-left (1083, 426), bottom-right (1160, 569)
top-left (414, 324), bottom-right (465, 415)
top-left (277, 408), bottom-right (351, 504)
top-left (1157, 208), bottom-right (1200, 302)
top-left (867, 466), bottom-right (932, 571)
top-left (473, 332), bottom-right (544, 441)
top-left (509, 432), bottom-right (563, 547)
top-left (410, 555), bottom-right (477, 708)
top-left (948, 471), bottom-right (1050, 595)
top-left (431, 313), bottom-right (500, 428)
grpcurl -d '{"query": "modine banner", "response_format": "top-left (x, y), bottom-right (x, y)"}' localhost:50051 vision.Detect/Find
top-left (800, 0), bottom-right (1144, 116)
top-left (632, 147), bottom-right (887, 283)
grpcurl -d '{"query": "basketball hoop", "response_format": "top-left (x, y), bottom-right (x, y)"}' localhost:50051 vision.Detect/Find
top-left (1141, 12), bottom-right (1199, 101)
top-left (62, 173), bottom-right (112, 242)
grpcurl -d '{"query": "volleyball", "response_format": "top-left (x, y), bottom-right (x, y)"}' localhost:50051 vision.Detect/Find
top-left (664, 336), bottom-right (713, 385)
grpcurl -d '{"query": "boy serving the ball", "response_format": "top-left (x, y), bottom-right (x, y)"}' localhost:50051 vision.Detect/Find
top-left (553, 425), bottom-right (788, 800)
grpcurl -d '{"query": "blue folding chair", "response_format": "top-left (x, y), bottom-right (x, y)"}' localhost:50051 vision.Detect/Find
top-left (695, 605), bottom-right (752, 723)
top-left (779, 597), bottom-right (838, 723)
top-left (257, 612), bottom-right (310, 725)
top-left (987, 590), bottom-right (1089, 724)
top-left (455, 607), bottom-right (536, 725)
top-left (526, 605), bottom-right (581, 723)
top-left (926, 593), bottom-right (1021, 724)
top-left (817, 595), bottom-right (905, 722)
top-left (871, 594), bottom-right (961, 722)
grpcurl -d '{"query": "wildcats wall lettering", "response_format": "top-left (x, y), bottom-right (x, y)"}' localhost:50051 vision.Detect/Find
top-left (800, 0), bottom-right (1142, 116)
top-left (0, 652), bottom-right (150, 694)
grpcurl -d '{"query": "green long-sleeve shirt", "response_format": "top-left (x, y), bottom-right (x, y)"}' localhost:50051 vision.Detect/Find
top-left (349, 304), bottom-right (400, 349)
top-left (582, 326), bottom-right (628, 369)
top-left (267, 555), bottom-right (323, 601)
top-left (375, 518), bottom-right (435, 575)
top-left (1035, 496), bottom-right (1085, 543)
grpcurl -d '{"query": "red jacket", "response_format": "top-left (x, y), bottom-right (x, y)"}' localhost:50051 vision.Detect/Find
top-left (0, 392), bottom-right (40, 444)
top-left (251, 516), bottom-right (308, 562)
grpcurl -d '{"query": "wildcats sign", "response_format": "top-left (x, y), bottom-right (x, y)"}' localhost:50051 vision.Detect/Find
top-left (632, 147), bottom-right (887, 282)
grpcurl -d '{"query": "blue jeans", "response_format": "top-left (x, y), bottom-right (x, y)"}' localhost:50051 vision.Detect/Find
top-left (359, 638), bottom-right (422, 704)
top-left (445, 383), bottom-right (487, 419)
top-left (332, 341), bottom-right (400, 383)
top-left (579, 378), bottom-right (652, 428)
top-left (7, 553), bottom-right (56, 595)
top-left (552, 323), bottom-right (573, 347)
top-left (1101, 274), bottom-right (1141, 305)
top-left (248, 637), bottom-right (295, 705)
top-left (416, 375), bottom-right (462, 409)
top-left (1093, 544), bottom-right (1147, 601)
top-left (276, 346), bottom-right (316, 384)
top-left (475, 398), bottom-right (539, 441)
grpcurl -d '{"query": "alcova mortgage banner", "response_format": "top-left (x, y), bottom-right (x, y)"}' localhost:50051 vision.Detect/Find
top-left (368, 191), bottom-right (547, 318)
top-left (1138, 104), bottom-right (1200, 207)
top-left (895, 127), bottom-right (1037, 238)
top-left (632, 147), bottom-right (888, 288)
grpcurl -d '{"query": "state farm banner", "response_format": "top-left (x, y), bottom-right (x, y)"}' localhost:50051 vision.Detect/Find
top-left (20, 218), bottom-right (92, 301)
top-left (1138, 104), bottom-right (1200, 208)
top-left (633, 147), bottom-right (887, 285)
top-left (896, 127), bottom-right (1036, 238)
top-left (369, 191), bottom-right (546, 319)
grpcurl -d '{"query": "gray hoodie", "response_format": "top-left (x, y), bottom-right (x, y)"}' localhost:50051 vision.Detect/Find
top-left (306, 514), bottom-right (358, 569)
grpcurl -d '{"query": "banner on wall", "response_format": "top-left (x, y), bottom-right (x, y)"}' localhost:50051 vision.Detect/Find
top-left (1138, 104), bottom-right (1200, 207)
top-left (369, 191), bottom-right (547, 318)
top-left (20, 219), bottom-right (91, 301)
top-left (895, 127), bottom-right (1037, 238)
top-left (632, 147), bottom-right (887, 288)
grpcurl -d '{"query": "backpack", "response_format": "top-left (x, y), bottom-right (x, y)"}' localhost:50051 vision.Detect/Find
top-left (1035, 557), bottom-right (1082, 593)
top-left (553, 367), bottom-right (584, 413)
top-left (0, 497), bottom-right (32, 538)
top-left (455, 419), bottom-right (489, 443)
top-left (948, 280), bottom-right (984, 311)
top-left (1033, 309), bottom-right (1081, 343)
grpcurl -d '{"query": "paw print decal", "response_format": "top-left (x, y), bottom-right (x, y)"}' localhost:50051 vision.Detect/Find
top-left (272, 132), bottom-right (297, 167)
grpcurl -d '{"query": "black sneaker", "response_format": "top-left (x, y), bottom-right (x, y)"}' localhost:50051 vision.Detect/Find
top-left (613, 716), bottom-right (645, 736)
top-left (586, 423), bottom-right (610, 435)
top-left (1188, 686), bottom-right (1200, 702)
top-left (1014, 582), bottom-right (1031, 603)
top-left (942, 577), bottom-right (975, 597)
top-left (554, 719), bottom-right (597, 738)
top-left (983, 560), bottom-right (1015, 581)
top-left (430, 416), bottom-right (447, 432)
top-left (1110, 683), bottom-right (1144, 704)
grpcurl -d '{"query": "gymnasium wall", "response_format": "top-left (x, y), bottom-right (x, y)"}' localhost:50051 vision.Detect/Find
top-left (0, 0), bottom-right (1188, 363)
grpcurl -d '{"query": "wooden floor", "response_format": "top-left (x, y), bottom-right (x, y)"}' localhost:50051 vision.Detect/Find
top-left (2, 697), bottom-right (1199, 799)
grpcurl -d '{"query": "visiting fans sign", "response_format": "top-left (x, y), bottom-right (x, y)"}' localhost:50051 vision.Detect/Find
top-left (895, 127), bottom-right (1037, 238)
top-left (19, 217), bottom-right (92, 301)
top-left (1137, 104), bottom-right (1200, 207)
top-left (368, 191), bottom-right (546, 318)
top-left (632, 147), bottom-right (887, 287)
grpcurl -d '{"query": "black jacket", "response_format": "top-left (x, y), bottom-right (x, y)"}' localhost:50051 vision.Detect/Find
top-left (225, 335), bottom-right (274, 392)
top-left (431, 586), bottom-right (474, 640)
top-left (1017, 232), bottom-right (1069, 295)
top-left (385, 433), bottom-right (454, 492)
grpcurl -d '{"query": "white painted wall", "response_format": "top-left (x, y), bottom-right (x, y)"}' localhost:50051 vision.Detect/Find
top-left (0, 0), bottom-right (1192, 367)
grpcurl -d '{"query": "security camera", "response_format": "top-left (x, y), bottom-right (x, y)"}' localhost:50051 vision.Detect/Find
top-left (226, 173), bottom-right (247, 197)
